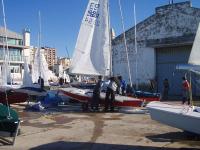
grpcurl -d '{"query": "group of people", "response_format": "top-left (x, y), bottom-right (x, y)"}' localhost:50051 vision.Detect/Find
top-left (162, 77), bottom-right (190, 105)
top-left (91, 75), bottom-right (128, 112)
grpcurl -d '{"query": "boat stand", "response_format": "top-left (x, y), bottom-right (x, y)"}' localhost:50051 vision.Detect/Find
top-left (0, 120), bottom-right (21, 146)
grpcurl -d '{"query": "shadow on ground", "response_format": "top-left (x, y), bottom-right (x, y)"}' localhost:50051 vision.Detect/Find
top-left (29, 141), bottom-right (199, 150)
top-left (147, 131), bottom-right (200, 142)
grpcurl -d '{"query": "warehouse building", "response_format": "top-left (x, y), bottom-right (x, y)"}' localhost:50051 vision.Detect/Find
top-left (112, 1), bottom-right (200, 97)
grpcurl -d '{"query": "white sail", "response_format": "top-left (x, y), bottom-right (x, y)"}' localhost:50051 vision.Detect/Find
top-left (189, 23), bottom-right (200, 65)
top-left (23, 57), bottom-right (33, 87)
top-left (176, 23), bottom-right (200, 72)
top-left (70, 0), bottom-right (110, 76)
top-left (32, 47), bottom-right (40, 84)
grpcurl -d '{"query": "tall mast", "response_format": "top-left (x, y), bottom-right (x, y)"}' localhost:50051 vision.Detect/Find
top-left (107, 0), bottom-right (112, 77)
top-left (134, 3), bottom-right (138, 90)
top-left (118, 0), bottom-right (132, 86)
top-left (38, 11), bottom-right (42, 78)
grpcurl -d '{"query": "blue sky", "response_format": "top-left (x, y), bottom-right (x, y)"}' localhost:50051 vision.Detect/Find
top-left (1, 0), bottom-right (200, 57)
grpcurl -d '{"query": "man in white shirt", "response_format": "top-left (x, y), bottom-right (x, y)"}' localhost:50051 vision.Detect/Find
top-left (104, 76), bottom-right (117, 112)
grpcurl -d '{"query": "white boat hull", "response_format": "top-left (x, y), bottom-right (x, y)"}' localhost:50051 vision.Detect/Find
top-left (147, 101), bottom-right (200, 135)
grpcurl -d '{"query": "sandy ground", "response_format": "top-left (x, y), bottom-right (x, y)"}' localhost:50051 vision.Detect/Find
top-left (0, 103), bottom-right (200, 150)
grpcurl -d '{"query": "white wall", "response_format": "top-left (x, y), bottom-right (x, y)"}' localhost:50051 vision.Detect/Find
top-left (112, 44), bottom-right (155, 85)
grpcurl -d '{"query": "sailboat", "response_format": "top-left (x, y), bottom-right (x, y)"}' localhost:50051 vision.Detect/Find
top-left (147, 23), bottom-right (200, 135)
top-left (0, 0), bottom-right (28, 104)
top-left (59, 0), bottom-right (143, 108)
top-left (0, 0), bottom-right (21, 145)
top-left (19, 11), bottom-right (57, 96)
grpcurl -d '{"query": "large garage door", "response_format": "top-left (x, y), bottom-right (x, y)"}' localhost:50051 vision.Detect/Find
top-left (156, 46), bottom-right (191, 97)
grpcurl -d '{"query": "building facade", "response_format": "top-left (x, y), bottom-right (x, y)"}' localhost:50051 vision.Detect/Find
top-left (112, 1), bottom-right (200, 96)
top-left (57, 57), bottom-right (71, 70)
top-left (42, 47), bottom-right (56, 68)
top-left (0, 27), bottom-right (29, 82)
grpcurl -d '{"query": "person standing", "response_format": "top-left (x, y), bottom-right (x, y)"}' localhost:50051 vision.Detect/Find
top-left (115, 76), bottom-right (121, 94)
top-left (38, 76), bottom-right (44, 90)
top-left (182, 77), bottom-right (190, 105)
top-left (105, 76), bottom-right (117, 112)
top-left (162, 78), bottom-right (169, 100)
top-left (118, 76), bottom-right (126, 96)
top-left (91, 75), bottom-right (103, 111)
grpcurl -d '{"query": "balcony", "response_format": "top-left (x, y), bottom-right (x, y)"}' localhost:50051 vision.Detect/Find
top-left (0, 55), bottom-right (23, 63)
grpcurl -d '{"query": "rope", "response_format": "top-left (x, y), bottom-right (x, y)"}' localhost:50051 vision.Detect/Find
top-left (1, 0), bottom-right (11, 119)
top-left (133, 3), bottom-right (138, 90)
top-left (118, 0), bottom-right (133, 87)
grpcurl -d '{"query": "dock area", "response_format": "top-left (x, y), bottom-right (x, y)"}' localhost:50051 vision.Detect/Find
top-left (1, 103), bottom-right (200, 150)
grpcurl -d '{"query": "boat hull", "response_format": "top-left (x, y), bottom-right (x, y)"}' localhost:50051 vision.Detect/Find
top-left (59, 87), bottom-right (143, 107)
top-left (147, 101), bottom-right (200, 135)
top-left (0, 104), bottom-right (19, 133)
top-left (133, 91), bottom-right (161, 102)
top-left (0, 89), bottom-right (28, 104)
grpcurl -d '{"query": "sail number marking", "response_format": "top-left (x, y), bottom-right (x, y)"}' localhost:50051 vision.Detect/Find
top-left (85, 2), bottom-right (100, 26)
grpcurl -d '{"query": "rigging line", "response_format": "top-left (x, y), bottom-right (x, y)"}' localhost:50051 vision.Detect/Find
top-left (118, 0), bottom-right (132, 86)
top-left (1, 0), bottom-right (11, 119)
top-left (66, 46), bottom-right (70, 58)
top-left (1, 0), bottom-right (7, 86)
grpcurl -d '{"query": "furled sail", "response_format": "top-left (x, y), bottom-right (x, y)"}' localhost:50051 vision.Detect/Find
top-left (70, 0), bottom-right (110, 76)
top-left (32, 48), bottom-right (50, 86)
top-left (189, 23), bottom-right (200, 65)
top-left (22, 57), bottom-right (33, 87)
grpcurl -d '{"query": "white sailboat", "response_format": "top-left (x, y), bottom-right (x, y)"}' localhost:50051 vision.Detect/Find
top-left (32, 48), bottom-right (51, 86)
top-left (147, 23), bottom-right (200, 135)
top-left (69, 0), bottom-right (110, 76)
top-left (31, 11), bottom-right (57, 87)
top-left (59, 0), bottom-right (143, 108)
top-left (18, 12), bottom-right (53, 96)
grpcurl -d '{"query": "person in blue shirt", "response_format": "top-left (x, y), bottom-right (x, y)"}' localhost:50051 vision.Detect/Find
top-left (118, 76), bottom-right (126, 96)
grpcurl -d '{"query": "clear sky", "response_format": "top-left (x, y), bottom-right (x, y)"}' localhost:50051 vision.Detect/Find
top-left (1, 0), bottom-right (200, 57)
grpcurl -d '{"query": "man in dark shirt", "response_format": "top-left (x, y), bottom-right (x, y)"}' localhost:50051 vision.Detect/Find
top-left (91, 75), bottom-right (102, 111)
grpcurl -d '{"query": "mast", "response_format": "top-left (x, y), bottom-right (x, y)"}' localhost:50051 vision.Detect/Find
top-left (107, 0), bottom-right (112, 77)
top-left (189, 71), bottom-right (193, 106)
top-left (38, 11), bottom-right (42, 79)
top-left (134, 3), bottom-right (138, 90)
top-left (118, 0), bottom-right (133, 86)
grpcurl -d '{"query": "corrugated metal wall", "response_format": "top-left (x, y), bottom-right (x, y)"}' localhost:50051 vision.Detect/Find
top-left (156, 46), bottom-right (191, 97)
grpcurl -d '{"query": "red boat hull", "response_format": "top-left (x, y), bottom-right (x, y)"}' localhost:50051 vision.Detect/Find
top-left (60, 89), bottom-right (143, 107)
top-left (0, 90), bottom-right (28, 104)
